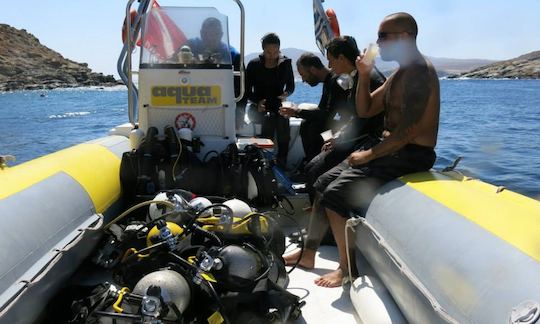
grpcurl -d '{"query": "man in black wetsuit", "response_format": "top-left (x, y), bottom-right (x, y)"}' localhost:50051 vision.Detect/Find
top-left (301, 37), bottom-right (387, 201)
top-left (282, 36), bottom-right (386, 268)
top-left (245, 33), bottom-right (295, 168)
top-left (279, 52), bottom-right (349, 167)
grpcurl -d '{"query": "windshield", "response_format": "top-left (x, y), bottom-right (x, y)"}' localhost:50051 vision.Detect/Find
top-left (140, 7), bottom-right (232, 65)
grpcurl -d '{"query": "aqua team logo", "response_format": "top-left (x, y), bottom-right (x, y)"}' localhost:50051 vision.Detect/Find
top-left (151, 85), bottom-right (221, 107)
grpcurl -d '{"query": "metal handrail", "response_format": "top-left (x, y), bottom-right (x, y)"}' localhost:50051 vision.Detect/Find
top-left (123, 0), bottom-right (137, 125)
top-left (126, 0), bottom-right (135, 125)
top-left (118, 0), bottom-right (152, 125)
top-left (232, 0), bottom-right (246, 103)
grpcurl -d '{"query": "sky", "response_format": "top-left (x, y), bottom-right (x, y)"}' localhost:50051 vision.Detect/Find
top-left (1, 0), bottom-right (539, 77)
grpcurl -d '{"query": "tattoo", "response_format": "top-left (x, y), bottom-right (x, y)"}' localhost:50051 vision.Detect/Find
top-left (370, 64), bottom-right (433, 160)
top-left (397, 65), bottom-right (431, 141)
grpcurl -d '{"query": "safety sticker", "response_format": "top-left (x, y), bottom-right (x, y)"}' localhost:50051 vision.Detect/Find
top-left (175, 112), bottom-right (196, 130)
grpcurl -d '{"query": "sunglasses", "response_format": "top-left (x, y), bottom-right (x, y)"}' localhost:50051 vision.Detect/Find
top-left (377, 31), bottom-right (410, 40)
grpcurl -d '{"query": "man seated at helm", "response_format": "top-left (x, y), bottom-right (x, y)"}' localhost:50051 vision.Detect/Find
top-left (180, 17), bottom-right (247, 127)
top-left (183, 17), bottom-right (238, 64)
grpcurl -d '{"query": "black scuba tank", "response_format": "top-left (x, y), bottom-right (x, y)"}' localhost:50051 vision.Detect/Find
top-left (138, 126), bottom-right (159, 195)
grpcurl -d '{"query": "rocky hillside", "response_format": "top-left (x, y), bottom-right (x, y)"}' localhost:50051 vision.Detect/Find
top-left (423, 57), bottom-right (497, 77)
top-left (0, 24), bottom-right (120, 91)
top-left (449, 51), bottom-right (540, 79)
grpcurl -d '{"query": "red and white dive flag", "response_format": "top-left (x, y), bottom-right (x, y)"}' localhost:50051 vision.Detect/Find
top-left (143, 0), bottom-right (187, 60)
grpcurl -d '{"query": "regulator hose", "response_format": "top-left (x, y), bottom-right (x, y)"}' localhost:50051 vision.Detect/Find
top-left (105, 200), bottom-right (176, 229)
top-left (191, 224), bottom-right (223, 246)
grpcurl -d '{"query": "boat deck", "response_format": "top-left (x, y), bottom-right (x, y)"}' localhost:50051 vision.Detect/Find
top-left (286, 244), bottom-right (358, 324)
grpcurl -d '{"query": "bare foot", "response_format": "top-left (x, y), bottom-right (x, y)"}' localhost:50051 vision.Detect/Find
top-left (282, 248), bottom-right (316, 269)
top-left (314, 268), bottom-right (343, 288)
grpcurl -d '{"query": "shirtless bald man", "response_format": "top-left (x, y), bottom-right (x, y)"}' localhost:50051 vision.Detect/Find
top-left (315, 12), bottom-right (440, 287)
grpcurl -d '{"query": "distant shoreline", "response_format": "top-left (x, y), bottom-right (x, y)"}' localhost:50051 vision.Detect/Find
top-left (0, 84), bottom-right (127, 94)
top-left (0, 80), bottom-right (123, 92)
top-left (5, 78), bottom-right (540, 95)
top-left (440, 77), bottom-right (540, 81)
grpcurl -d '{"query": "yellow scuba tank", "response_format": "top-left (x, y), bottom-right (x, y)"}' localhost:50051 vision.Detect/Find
top-left (198, 213), bottom-right (269, 235)
top-left (146, 222), bottom-right (184, 246)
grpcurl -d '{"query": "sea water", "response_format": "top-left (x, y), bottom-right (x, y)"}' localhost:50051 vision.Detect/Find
top-left (0, 80), bottom-right (539, 199)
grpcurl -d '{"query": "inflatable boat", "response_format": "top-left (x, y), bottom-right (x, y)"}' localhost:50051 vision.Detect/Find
top-left (0, 136), bottom-right (130, 323)
top-left (350, 171), bottom-right (540, 323)
top-left (1, 0), bottom-right (539, 323)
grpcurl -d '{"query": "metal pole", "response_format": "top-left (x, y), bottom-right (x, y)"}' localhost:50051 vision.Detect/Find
top-left (125, 0), bottom-right (136, 125)
top-left (232, 0), bottom-right (245, 103)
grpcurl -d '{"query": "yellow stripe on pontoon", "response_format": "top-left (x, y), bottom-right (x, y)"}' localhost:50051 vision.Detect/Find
top-left (401, 172), bottom-right (540, 262)
top-left (0, 143), bottom-right (121, 213)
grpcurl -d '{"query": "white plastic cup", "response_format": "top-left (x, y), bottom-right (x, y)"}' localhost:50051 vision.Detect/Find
top-left (281, 101), bottom-right (294, 108)
top-left (363, 43), bottom-right (379, 64)
top-left (297, 103), bottom-right (318, 110)
top-left (320, 130), bottom-right (333, 142)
